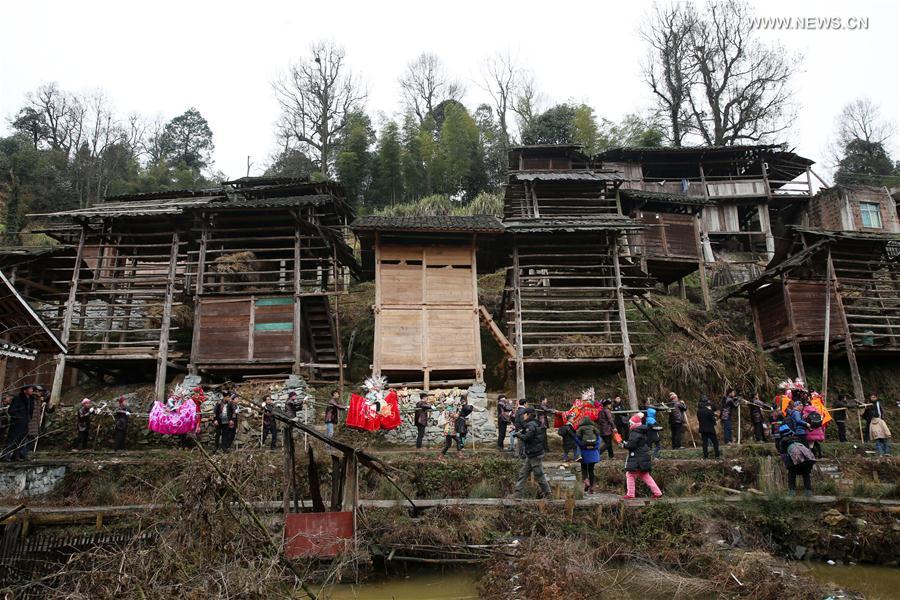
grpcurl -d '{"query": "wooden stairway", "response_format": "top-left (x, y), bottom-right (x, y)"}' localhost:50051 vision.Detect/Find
top-left (302, 295), bottom-right (341, 381)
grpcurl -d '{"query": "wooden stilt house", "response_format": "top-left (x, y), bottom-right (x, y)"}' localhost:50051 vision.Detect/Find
top-left (352, 215), bottom-right (504, 389)
top-left (22, 177), bottom-right (358, 403)
top-left (503, 145), bottom-right (652, 408)
top-left (729, 227), bottom-right (900, 402)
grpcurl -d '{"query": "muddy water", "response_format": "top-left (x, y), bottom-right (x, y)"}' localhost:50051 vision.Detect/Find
top-left (804, 563), bottom-right (900, 599)
top-left (325, 572), bottom-right (479, 600)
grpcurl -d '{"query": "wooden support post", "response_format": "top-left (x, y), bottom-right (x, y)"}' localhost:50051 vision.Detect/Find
top-left (829, 251), bottom-right (865, 403)
top-left (512, 244), bottom-right (526, 400)
top-left (282, 425), bottom-right (291, 515)
top-left (678, 278), bottom-right (686, 300)
top-left (189, 217), bottom-right (209, 375)
top-left (822, 247), bottom-right (833, 400)
top-left (340, 452), bottom-right (359, 513)
top-left (783, 282), bottom-right (807, 382)
top-left (471, 235), bottom-right (484, 382)
top-left (693, 213), bottom-right (712, 311)
top-left (332, 241), bottom-right (345, 392)
top-left (154, 231), bottom-right (180, 402)
top-left (293, 222), bottom-right (303, 375)
top-left (612, 236), bottom-right (639, 410)
top-left (372, 232), bottom-right (382, 378)
top-left (50, 226), bottom-right (86, 406)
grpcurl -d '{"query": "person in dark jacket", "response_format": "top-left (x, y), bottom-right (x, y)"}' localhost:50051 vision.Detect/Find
top-left (513, 408), bottom-right (551, 498)
top-left (214, 394), bottom-right (238, 452)
top-left (113, 396), bottom-right (131, 451)
top-left (597, 398), bottom-right (616, 458)
top-left (537, 396), bottom-right (552, 452)
top-left (2, 385), bottom-right (33, 461)
top-left (456, 402), bottom-right (474, 451)
top-left (667, 392), bottom-right (687, 450)
top-left (222, 395), bottom-right (239, 451)
top-left (213, 396), bottom-right (230, 452)
top-left (324, 391), bottom-right (346, 438)
top-left (513, 399), bottom-right (528, 457)
top-left (75, 398), bottom-right (93, 451)
top-left (779, 433), bottom-right (816, 496)
top-left (284, 391), bottom-right (304, 420)
top-left (831, 393), bottom-right (850, 443)
top-left (697, 396), bottom-right (720, 459)
top-left (25, 386), bottom-right (47, 456)
top-left (862, 393), bottom-right (884, 442)
top-left (496, 394), bottom-right (513, 451)
top-left (574, 417), bottom-right (602, 493)
top-left (721, 388), bottom-right (739, 444)
top-left (787, 398), bottom-right (809, 445)
top-left (611, 396), bottom-right (629, 441)
top-left (622, 413), bottom-right (662, 499)
top-left (558, 422), bottom-right (577, 463)
top-left (414, 397), bottom-right (433, 449)
top-left (262, 397), bottom-right (277, 449)
top-left (746, 392), bottom-right (767, 442)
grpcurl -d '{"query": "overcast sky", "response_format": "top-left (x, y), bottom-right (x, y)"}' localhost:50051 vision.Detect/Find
top-left (1, 0), bottom-right (898, 181)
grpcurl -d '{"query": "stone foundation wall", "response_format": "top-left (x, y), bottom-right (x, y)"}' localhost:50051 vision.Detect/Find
top-left (383, 383), bottom-right (497, 446)
top-left (0, 465), bottom-right (66, 497)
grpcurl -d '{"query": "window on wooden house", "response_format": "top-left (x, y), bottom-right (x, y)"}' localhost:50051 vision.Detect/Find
top-left (860, 202), bottom-right (882, 228)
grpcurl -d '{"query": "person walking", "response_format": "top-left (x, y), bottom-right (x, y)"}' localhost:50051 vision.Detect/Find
top-left (513, 399), bottom-right (528, 458)
top-left (113, 396), bottom-right (131, 451)
top-left (213, 395), bottom-right (232, 452)
top-left (667, 392), bottom-right (687, 450)
top-left (779, 431), bottom-right (816, 497)
top-left (222, 395), bottom-right (239, 452)
top-left (74, 398), bottom-right (93, 451)
top-left (2, 385), bottom-right (32, 462)
top-left (831, 393), bottom-right (850, 443)
top-left (538, 396), bottom-right (552, 452)
top-left (802, 401), bottom-right (825, 458)
top-left (748, 392), bottom-right (767, 442)
top-left (611, 396), bottom-right (629, 441)
top-left (721, 388), bottom-right (739, 444)
top-left (414, 397), bottom-right (433, 450)
top-left (787, 398), bottom-right (809, 446)
top-left (869, 417), bottom-right (892, 456)
top-left (496, 394), bottom-right (513, 451)
top-left (324, 390), bottom-right (346, 438)
top-left (574, 417), bottom-right (601, 493)
top-left (558, 421), bottom-right (577, 463)
top-left (863, 393), bottom-right (885, 443)
top-left (439, 406), bottom-right (462, 458)
top-left (622, 413), bottom-right (662, 499)
top-left (643, 401), bottom-right (662, 459)
top-left (25, 386), bottom-right (47, 457)
top-left (513, 407), bottom-right (551, 498)
top-left (697, 396), bottom-right (720, 459)
top-left (597, 398), bottom-right (616, 458)
top-left (262, 396), bottom-right (278, 449)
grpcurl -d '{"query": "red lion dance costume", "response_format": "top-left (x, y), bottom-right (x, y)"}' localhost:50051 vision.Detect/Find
top-left (554, 388), bottom-right (599, 428)
top-left (346, 375), bottom-right (401, 432)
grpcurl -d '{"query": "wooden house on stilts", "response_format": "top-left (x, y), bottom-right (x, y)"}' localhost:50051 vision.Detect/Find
top-left (18, 177), bottom-right (358, 403)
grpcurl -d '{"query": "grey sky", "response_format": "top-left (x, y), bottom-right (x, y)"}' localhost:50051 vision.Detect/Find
top-left (1, 0), bottom-right (898, 181)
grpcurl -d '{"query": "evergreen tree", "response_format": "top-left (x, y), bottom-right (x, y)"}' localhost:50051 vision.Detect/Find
top-left (369, 121), bottom-right (404, 208)
top-left (834, 139), bottom-right (900, 186)
top-left (334, 111), bottom-right (374, 205)
top-left (434, 103), bottom-right (485, 199)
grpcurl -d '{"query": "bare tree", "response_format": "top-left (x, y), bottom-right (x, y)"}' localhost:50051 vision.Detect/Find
top-left (686, 1), bottom-right (798, 145)
top-left (640, 3), bottom-right (696, 146)
top-left (835, 98), bottom-right (896, 149)
top-left (481, 51), bottom-right (521, 148)
top-left (273, 41), bottom-right (366, 174)
top-left (27, 82), bottom-right (84, 156)
top-left (510, 71), bottom-right (543, 138)
top-left (399, 52), bottom-right (464, 126)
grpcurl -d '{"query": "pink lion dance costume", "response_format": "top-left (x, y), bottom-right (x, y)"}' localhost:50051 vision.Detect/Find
top-left (148, 386), bottom-right (205, 435)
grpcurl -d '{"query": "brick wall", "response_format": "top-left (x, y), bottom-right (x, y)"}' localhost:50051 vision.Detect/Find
top-left (804, 185), bottom-right (897, 232)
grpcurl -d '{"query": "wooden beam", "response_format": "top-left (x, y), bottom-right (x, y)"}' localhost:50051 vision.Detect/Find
top-left (479, 306), bottom-right (517, 360)
top-left (373, 231), bottom-right (382, 378)
top-left (612, 236), bottom-right (639, 410)
top-left (293, 222), bottom-right (303, 375)
top-left (822, 247), bottom-right (833, 400)
top-left (50, 226), bottom-right (86, 406)
top-left (512, 244), bottom-right (526, 400)
top-left (783, 281), bottom-right (807, 381)
top-left (694, 213), bottom-right (712, 311)
top-left (471, 236), bottom-right (484, 382)
top-left (189, 217), bottom-right (209, 374)
top-left (154, 231), bottom-right (179, 402)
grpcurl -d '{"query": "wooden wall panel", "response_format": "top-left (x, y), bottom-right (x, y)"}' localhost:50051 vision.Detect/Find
top-left (785, 280), bottom-right (842, 340)
top-left (424, 266), bottom-right (472, 304)
top-left (196, 299), bottom-right (251, 360)
top-left (378, 309), bottom-right (423, 368)
top-left (253, 298), bottom-right (295, 360)
top-left (380, 264), bottom-right (423, 305)
top-left (426, 309), bottom-right (477, 369)
top-left (426, 246), bottom-right (472, 266)
top-left (753, 285), bottom-right (790, 346)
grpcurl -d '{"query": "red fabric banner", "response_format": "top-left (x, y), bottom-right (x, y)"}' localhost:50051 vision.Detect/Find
top-left (346, 390), bottom-right (401, 432)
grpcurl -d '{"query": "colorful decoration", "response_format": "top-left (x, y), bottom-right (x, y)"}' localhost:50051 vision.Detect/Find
top-left (148, 385), bottom-right (204, 435)
top-left (346, 376), bottom-right (401, 431)
top-left (776, 379), bottom-right (831, 426)
top-left (553, 393), bottom-right (599, 428)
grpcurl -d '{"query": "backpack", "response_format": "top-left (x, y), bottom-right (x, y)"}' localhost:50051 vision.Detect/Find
top-left (806, 411), bottom-right (823, 428)
top-left (579, 426), bottom-right (598, 450)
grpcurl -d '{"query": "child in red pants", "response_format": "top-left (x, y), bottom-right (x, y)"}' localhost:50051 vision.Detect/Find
top-left (622, 413), bottom-right (662, 499)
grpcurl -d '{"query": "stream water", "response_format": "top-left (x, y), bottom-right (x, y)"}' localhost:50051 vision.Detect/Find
top-left (804, 563), bottom-right (900, 599)
top-left (323, 563), bottom-right (900, 599)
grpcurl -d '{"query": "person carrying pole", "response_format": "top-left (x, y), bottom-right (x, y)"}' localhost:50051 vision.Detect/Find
top-left (512, 407), bottom-right (551, 499)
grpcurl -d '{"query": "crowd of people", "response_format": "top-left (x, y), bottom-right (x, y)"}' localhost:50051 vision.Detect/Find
top-left (1, 380), bottom-right (893, 502)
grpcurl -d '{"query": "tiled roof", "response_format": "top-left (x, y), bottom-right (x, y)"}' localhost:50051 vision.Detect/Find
top-left (351, 215), bottom-right (504, 233)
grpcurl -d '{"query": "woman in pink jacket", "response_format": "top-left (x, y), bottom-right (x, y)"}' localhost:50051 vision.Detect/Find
top-left (802, 402), bottom-right (826, 458)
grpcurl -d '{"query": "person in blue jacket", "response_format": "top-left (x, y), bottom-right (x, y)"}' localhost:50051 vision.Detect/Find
top-left (643, 401), bottom-right (662, 458)
top-left (788, 399), bottom-right (809, 445)
top-left (573, 417), bottom-right (602, 493)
